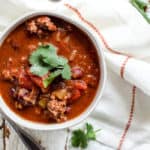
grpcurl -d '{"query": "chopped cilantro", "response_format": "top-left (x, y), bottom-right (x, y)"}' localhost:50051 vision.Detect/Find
top-left (42, 54), bottom-right (68, 68)
top-left (43, 70), bottom-right (62, 88)
top-left (71, 123), bottom-right (101, 149)
top-left (62, 64), bottom-right (71, 80)
top-left (29, 44), bottom-right (71, 87)
top-left (71, 130), bottom-right (88, 148)
top-left (30, 64), bottom-right (50, 77)
top-left (29, 44), bottom-right (57, 66)
top-left (86, 123), bottom-right (96, 140)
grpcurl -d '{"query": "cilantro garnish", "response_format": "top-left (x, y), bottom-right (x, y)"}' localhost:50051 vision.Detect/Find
top-left (71, 129), bottom-right (88, 148)
top-left (43, 69), bottom-right (62, 88)
top-left (29, 44), bottom-right (71, 88)
top-left (62, 64), bottom-right (71, 80)
top-left (131, 0), bottom-right (150, 23)
top-left (71, 123), bottom-right (101, 149)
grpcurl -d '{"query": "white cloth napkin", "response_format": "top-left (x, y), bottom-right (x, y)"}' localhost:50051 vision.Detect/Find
top-left (0, 0), bottom-right (150, 150)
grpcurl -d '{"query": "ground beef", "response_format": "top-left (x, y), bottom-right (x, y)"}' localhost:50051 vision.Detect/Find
top-left (1, 69), bottom-right (19, 81)
top-left (83, 74), bottom-right (97, 87)
top-left (26, 16), bottom-right (57, 37)
top-left (47, 99), bottom-right (67, 122)
top-left (36, 16), bottom-right (57, 31)
top-left (66, 80), bottom-right (87, 90)
top-left (26, 20), bottom-right (38, 34)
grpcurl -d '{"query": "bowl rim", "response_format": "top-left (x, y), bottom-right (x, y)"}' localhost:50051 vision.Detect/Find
top-left (0, 11), bottom-right (106, 130)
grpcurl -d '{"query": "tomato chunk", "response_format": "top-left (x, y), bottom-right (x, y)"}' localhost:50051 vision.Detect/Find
top-left (19, 70), bottom-right (34, 89)
top-left (73, 80), bottom-right (87, 90)
top-left (26, 69), bottom-right (44, 89)
top-left (67, 89), bottom-right (81, 104)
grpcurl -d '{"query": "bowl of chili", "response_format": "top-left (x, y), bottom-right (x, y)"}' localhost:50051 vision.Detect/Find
top-left (0, 11), bottom-right (106, 130)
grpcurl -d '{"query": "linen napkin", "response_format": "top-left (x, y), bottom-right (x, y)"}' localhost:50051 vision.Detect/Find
top-left (0, 0), bottom-right (150, 150)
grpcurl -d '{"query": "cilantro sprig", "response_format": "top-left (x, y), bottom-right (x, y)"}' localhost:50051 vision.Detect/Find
top-left (29, 44), bottom-right (71, 88)
top-left (131, 0), bottom-right (150, 23)
top-left (71, 123), bottom-right (101, 149)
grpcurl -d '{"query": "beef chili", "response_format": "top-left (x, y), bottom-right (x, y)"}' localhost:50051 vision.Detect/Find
top-left (0, 16), bottom-right (100, 123)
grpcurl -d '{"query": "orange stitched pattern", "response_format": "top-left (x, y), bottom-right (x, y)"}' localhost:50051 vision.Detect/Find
top-left (117, 86), bottom-right (136, 150)
top-left (120, 56), bottom-right (131, 79)
top-left (64, 3), bottom-right (129, 56)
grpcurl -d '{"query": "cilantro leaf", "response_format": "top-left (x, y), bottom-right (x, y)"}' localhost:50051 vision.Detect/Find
top-left (30, 64), bottom-right (50, 77)
top-left (57, 57), bottom-right (68, 66)
top-left (71, 123), bottom-right (101, 149)
top-left (135, 0), bottom-right (147, 9)
top-left (71, 130), bottom-right (88, 148)
top-left (62, 64), bottom-right (71, 80)
top-left (42, 55), bottom-right (68, 68)
top-left (86, 123), bottom-right (96, 140)
top-left (43, 70), bottom-right (62, 88)
top-left (29, 44), bottom-right (57, 65)
top-left (42, 55), bottom-right (60, 67)
top-left (29, 43), bottom-right (71, 86)
top-left (131, 0), bottom-right (150, 23)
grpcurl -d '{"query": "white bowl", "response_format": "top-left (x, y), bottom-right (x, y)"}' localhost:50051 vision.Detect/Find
top-left (0, 11), bottom-right (106, 130)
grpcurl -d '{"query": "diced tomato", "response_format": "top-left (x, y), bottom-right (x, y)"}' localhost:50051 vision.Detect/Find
top-left (26, 69), bottom-right (44, 89)
top-left (19, 75), bottom-right (34, 89)
top-left (18, 69), bottom-right (34, 89)
top-left (73, 80), bottom-right (87, 90)
top-left (68, 89), bottom-right (81, 104)
top-left (30, 75), bottom-right (43, 88)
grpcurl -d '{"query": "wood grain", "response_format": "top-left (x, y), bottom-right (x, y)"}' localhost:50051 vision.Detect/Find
top-left (0, 117), bottom-right (68, 150)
